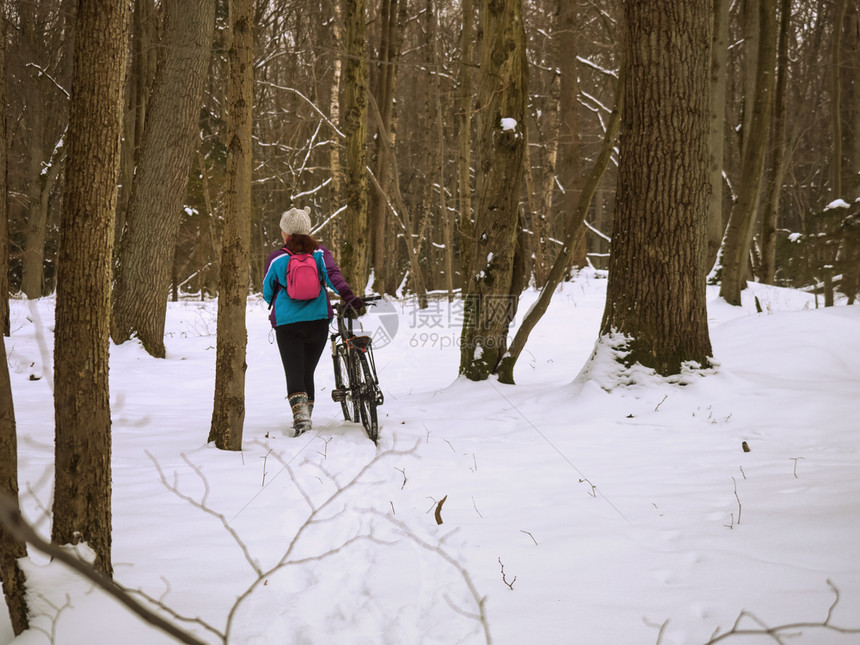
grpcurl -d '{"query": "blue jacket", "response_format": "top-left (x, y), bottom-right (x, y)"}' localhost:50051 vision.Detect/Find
top-left (262, 249), bottom-right (335, 326)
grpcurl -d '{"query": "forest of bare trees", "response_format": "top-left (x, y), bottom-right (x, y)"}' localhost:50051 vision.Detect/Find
top-left (4, 0), bottom-right (858, 314)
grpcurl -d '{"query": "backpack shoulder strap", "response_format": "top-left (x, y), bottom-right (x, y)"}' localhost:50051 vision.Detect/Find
top-left (314, 248), bottom-right (327, 279)
top-left (267, 247), bottom-right (290, 309)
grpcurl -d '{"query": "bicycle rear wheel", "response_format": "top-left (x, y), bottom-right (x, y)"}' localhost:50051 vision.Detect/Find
top-left (332, 345), bottom-right (358, 422)
top-left (351, 349), bottom-right (379, 442)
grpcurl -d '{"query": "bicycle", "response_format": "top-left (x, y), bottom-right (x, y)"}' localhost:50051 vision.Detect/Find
top-left (329, 295), bottom-right (385, 443)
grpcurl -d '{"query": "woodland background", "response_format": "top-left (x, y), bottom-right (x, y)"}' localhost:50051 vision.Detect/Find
top-left (4, 0), bottom-right (859, 307)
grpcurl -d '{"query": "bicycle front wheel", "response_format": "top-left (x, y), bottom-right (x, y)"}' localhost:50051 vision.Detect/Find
top-left (351, 349), bottom-right (379, 443)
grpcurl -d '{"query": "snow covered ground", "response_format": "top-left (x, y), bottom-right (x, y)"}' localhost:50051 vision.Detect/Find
top-left (3, 271), bottom-right (859, 644)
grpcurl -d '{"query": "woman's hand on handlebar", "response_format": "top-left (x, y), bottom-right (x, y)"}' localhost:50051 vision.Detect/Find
top-left (344, 296), bottom-right (366, 319)
top-left (343, 294), bottom-right (382, 318)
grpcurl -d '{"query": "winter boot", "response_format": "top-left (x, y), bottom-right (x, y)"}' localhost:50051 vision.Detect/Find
top-left (289, 392), bottom-right (312, 436)
top-left (307, 399), bottom-right (314, 429)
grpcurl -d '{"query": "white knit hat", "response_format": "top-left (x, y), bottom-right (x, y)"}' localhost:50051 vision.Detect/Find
top-left (279, 206), bottom-right (312, 236)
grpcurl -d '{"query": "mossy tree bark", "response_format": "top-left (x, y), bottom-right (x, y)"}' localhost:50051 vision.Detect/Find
top-left (458, 0), bottom-right (529, 381)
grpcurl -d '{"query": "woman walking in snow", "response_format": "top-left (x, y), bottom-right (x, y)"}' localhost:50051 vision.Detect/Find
top-left (262, 206), bottom-right (365, 435)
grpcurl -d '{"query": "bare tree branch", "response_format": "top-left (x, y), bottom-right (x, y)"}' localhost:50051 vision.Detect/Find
top-left (0, 495), bottom-right (211, 645)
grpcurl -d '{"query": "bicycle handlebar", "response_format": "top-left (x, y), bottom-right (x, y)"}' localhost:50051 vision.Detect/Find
top-left (334, 294), bottom-right (383, 317)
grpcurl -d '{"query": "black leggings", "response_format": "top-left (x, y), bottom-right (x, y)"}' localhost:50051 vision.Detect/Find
top-left (275, 319), bottom-right (329, 401)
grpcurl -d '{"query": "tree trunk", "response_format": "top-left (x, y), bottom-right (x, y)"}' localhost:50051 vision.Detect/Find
top-left (366, 92), bottom-right (428, 305)
top-left (556, 0), bottom-right (582, 269)
top-left (195, 146), bottom-right (219, 298)
top-left (339, 0), bottom-right (370, 290)
top-left (0, 334), bottom-right (29, 636)
top-left (327, 0), bottom-right (344, 256)
top-left (418, 1), bottom-right (437, 293)
top-left (706, 0), bottom-right (730, 272)
top-left (428, 0), bottom-right (453, 297)
top-left (19, 85), bottom-right (46, 299)
top-left (208, 0), bottom-right (253, 451)
top-left (843, 0), bottom-right (860, 202)
top-left (497, 66), bottom-right (623, 384)
top-left (1, 3), bottom-right (8, 337)
top-left (597, 0), bottom-right (713, 377)
top-left (839, 2), bottom-right (860, 302)
top-left (533, 62), bottom-right (561, 286)
top-left (522, 127), bottom-right (541, 281)
top-left (112, 0), bottom-right (215, 357)
top-left (370, 0), bottom-right (405, 294)
top-left (759, 0), bottom-right (791, 284)
top-left (740, 0), bottom-right (760, 153)
top-left (831, 0), bottom-right (847, 199)
top-left (117, 0), bottom-right (158, 242)
top-left (457, 0), bottom-right (475, 285)
top-left (17, 8), bottom-right (71, 300)
top-left (0, 332), bottom-right (29, 635)
top-left (718, 0), bottom-right (778, 305)
top-left (0, 2), bottom-right (29, 629)
top-left (52, 0), bottom-right (131, 577)
top-left (459, 0), bottom-right (529, 381)
top-left (21, 127), bottom-right (65, 300)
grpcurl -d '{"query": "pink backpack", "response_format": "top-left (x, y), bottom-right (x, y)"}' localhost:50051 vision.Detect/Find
top-left (286, 252), bottom-right (322, 300)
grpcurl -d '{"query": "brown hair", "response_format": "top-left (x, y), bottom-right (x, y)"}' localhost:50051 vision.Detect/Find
top-left (284, 233), bottom-right (319, 254)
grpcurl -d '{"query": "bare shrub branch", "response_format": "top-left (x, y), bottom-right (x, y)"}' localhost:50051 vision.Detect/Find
top-left (0, 495), bottom-right (210, 645)
top-left (498, 557), bottom-right (516, 590)
top-left (732, 476), bottom-right (742, 525)
top-left (3, 439), bottom-right (482, 645)
top-left (369, 509), bottom-right (492, 645)
top-left (705, 581), bottom-right (860, 643)
top-left (146, 451), bottom-right (263, 577)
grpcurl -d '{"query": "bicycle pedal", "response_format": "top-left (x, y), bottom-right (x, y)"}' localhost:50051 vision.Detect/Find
top-left (331, 388), bottom-right (347, 402)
